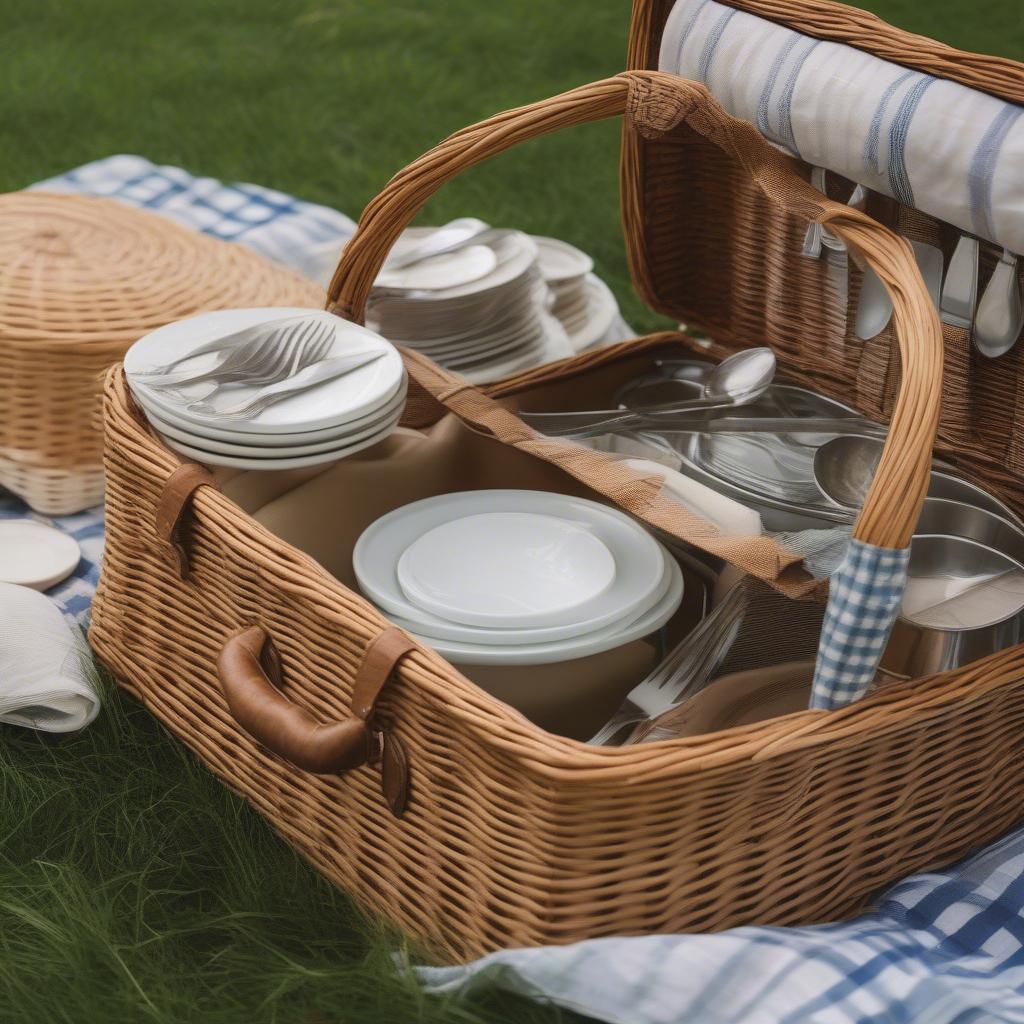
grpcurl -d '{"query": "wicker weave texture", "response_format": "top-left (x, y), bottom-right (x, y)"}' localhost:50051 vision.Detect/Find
top-left (87, 5), bottom-right (1024, 965)
top-left (0, 193), bottom-right (323, 513)
top-left (90, 362), bottom-right (1024, 963)
top-left (624, 0), bottom-right (1024, 501)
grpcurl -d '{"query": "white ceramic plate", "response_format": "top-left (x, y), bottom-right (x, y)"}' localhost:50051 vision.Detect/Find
top-left (354, 489), bottom-right (668, 638)
top-left (0, 520), bottom-right (81, 591)
top-left (531, 235), bottom-right (594, 284)
top-left (388, 553), bottom-right (674, 646)
top-left (458, 314), bottom-right (571, 384)
top-left (408, 555), bottom-right (683, 666)
top-left (397, 511), bottom-right (618, 628)
top-left (126, 307), bottom-right (404, 436)
top-left (385, 232), bottom-right (538, 301)
top-left (148, 386), bottom-right (405, 457)
top-left (143, 379), bottom-right (408, 453)
top-left (564, 275), bottom-right (619, 352)
top-left (155, 409), bottom-right (401, 470)
top-left (375, 244), bottom-right (498, 291)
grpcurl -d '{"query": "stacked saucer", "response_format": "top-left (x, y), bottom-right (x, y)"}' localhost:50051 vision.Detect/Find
top-left (366, 230), bottom-right (572, 385)
top-left (354, 489), bottom-right (683, 666)
top-left (532, 236), bottom-right (619, 352)
top-left (125, 307), bottom-right (406, 471)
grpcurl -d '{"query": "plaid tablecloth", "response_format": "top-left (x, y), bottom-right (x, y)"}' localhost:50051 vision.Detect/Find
top-left (6, 155), bottom-right (1024, 1024)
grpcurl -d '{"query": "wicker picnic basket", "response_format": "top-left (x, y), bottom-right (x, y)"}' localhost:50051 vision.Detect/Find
top-left (89, 1), bottom-right (1024, 964)
top-left (0, 193), bottom-right (322, 514)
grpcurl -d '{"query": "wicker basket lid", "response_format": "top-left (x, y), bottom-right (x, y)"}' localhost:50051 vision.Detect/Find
top-left (0, 192), bottom-right (325, 352)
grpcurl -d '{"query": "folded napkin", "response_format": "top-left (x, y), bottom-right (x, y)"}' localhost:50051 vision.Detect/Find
top-left (0, 582), bottom-right (99, 732)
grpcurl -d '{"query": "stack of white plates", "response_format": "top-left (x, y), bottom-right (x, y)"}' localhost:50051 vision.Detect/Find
top-left (353, 489), bottom-right (683, 666)
top-left (366, 230), bottom-right (573, 385)
top-left (125, 307), bottom-right (407, 471)
top-left (532, 236), bottom-right (619, 352)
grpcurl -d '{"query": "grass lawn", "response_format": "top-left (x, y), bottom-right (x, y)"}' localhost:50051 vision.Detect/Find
top-left (0, 2), bottom-right (1021, 1021)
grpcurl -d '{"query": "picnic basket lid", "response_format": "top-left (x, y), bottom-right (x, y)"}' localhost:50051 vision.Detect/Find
top-left (622, 0), bottom-right (1024, 493)
top-left (0, 191), bottom-right (323, 355)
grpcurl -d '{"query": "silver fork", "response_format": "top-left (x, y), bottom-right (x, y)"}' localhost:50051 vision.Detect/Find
top-left (589, 581), bottom-right (749, 745)
top-left (144, 318), bottom-right (334, 392)
top-left (134, 314), bottom-right (315, 379)
top-left (187, 349), bottom-right (386, 420)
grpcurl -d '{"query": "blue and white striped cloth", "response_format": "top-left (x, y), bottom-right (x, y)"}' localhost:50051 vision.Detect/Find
top-left (658, 0), bottom-right (1024, 253)
top-left (32, 153), bottom-right (357, 269)
top-left (811, 538), bottom-right (910, 709)
top-left (415, 822), bottom-right (1024, 1023)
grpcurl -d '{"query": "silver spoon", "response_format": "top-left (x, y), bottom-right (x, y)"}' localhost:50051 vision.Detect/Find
top-left (812, 434), bottom-right (888, 511)
top-left (521, 347), bottom-right (777, 435)
top-left (974, 249), bottom-right (1023, 359)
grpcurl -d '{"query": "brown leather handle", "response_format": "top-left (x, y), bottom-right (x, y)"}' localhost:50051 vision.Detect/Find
top-left (327, 69), bottom-right (943, 551)
top-left (218, 626), bottom-right (369, 774)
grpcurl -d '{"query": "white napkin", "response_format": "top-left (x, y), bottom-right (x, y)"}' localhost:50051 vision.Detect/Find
top-left (0, 582), bottom-right (100, 732)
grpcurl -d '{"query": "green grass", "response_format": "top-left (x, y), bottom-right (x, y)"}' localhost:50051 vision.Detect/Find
top-left (0, 1), bottom-right (1021, 1021)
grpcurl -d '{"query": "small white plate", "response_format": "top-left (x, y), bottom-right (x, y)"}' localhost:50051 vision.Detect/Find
top-left (155, 410), bottom-right (400, 470)
top-left (143, 379), bottom-right (408, 454)
top-left (389, 553), bottom-right (674, 646)
top-left (354, 489), bottom-right (667, 637)
top-left (375, 244), bottom-right (498, 291)
top-left (126, 307), bottom-right (404, 436)
top-left (0, 520), bottom-right (81, 591)
top-left (397, 511), bottom-right (617, 628)
top-left (531, 235), bottom-right (594, 284)
top-left (409, 556), bottom-right (683, 666)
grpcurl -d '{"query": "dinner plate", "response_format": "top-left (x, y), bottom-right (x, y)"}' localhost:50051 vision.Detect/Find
top-left (126, 307), bottom-right (404, 436)
top-left (0, 520), bottom-right (81, 591)
top-left (375, 244), bottom-right (497, 291)
top-left (458, 315), bottom-right (571, 384)
top-left (397, 511), bottom-right (618, 628)
top-left (532, 235), bottom-right (594, 284)
top-left (148, 386), bottom-right (406, 457)
top-left (354, 489), bottom-right (668, 637)
top-left (564, 275), bottom-right (619, 352)
top-left (144, 376), bottom-right (407, 448)
top-left (155, 409), bottom-right (401, 470)
top-left (388, 554), bottom-right (675, 646)
top-left (408, 555), bottom-right (683, 666)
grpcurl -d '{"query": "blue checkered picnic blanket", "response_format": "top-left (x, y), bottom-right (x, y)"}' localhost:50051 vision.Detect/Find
top-left (415, 823), bottom-right (1024, 1022)
top-left (8, 156), bottom-right (1024, 1022)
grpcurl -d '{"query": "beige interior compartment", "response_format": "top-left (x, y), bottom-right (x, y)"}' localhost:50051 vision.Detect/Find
top-left (207, 411), bottom-right (709, 741)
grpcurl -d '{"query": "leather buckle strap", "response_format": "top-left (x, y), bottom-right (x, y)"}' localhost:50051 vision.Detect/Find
top-left (155, 463), bottom-right (218, 579)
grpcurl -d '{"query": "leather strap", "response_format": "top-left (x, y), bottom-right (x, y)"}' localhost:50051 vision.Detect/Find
top-left (156, 463), bottom-right (217, 579)
top-left (351, 627), bottom-right (418, 720)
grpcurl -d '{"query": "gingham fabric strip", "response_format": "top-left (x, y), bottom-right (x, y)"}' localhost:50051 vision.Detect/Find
top-left (811, 538), bottom-right (910, 709)
top-left (3, 155), bottom-right (358, 625)
top-left (412, 821), bottom-right (1024, 1024)
top-left (657, 0), bottom-right (1024, 254)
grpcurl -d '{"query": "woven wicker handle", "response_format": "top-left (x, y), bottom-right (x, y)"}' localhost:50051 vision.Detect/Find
top-left (327, 70), bottom-right (943, 549)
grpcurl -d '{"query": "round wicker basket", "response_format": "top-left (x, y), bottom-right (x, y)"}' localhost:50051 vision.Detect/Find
top-left (0, 192), bottom-right (325, 514)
